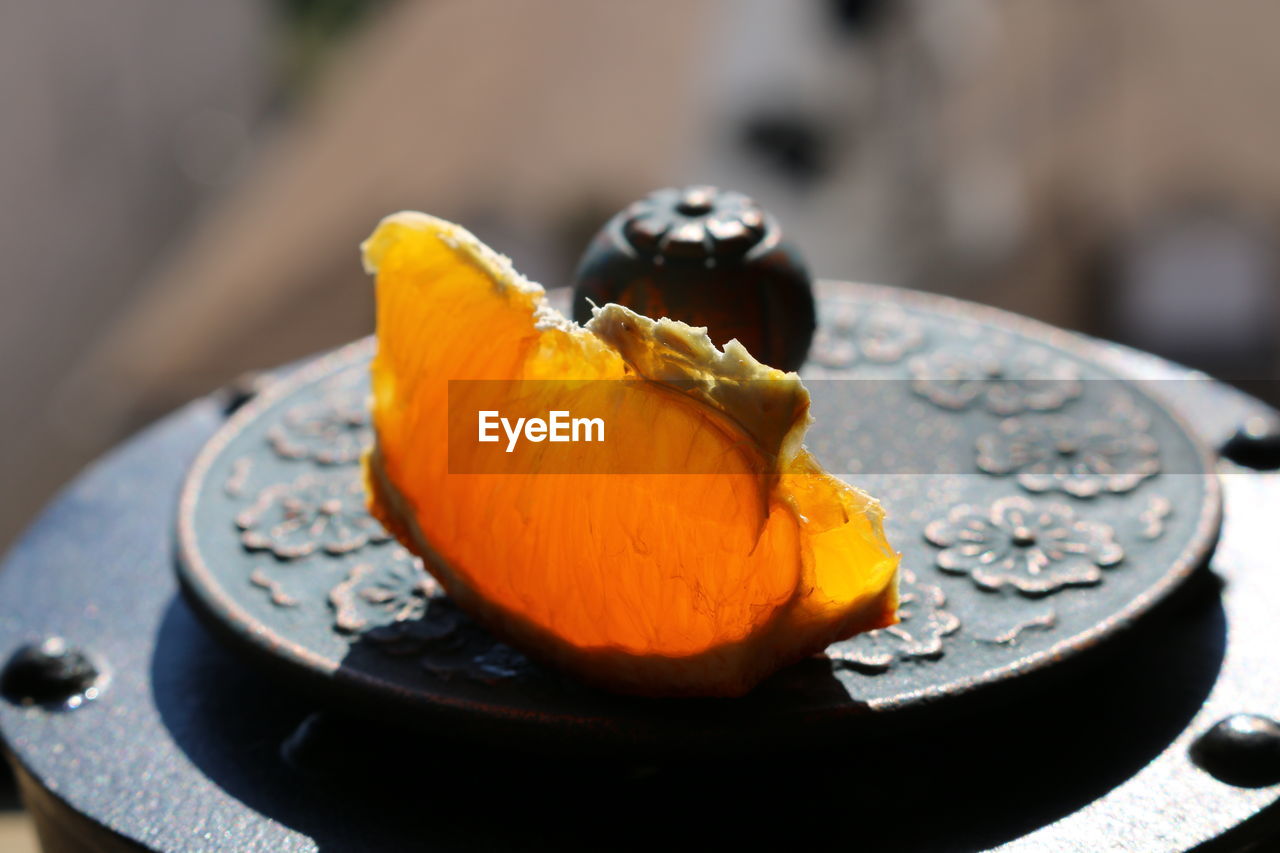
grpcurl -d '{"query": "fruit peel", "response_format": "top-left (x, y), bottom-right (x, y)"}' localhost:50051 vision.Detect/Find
top-left (361, 211), bottom-right (899, 697)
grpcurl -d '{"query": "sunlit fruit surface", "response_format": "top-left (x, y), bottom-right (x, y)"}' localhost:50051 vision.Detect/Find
top-left (362, 212), bottom-right (899, 697)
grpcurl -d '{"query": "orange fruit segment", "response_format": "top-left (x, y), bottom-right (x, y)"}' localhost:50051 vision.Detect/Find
top-left (361, 212), bottom-right (899, 697)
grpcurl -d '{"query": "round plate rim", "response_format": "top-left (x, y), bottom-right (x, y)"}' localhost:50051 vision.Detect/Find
top-left (175, 281), bottom-right (1223, 738)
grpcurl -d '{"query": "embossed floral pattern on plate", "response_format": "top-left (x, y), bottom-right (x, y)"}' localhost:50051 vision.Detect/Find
top-left (977, 411), bottom-right (1160, 498)
top-left (909, 346), bottom-right (1082, 415)
top-left (237, 470), bottom-right (390, 559)
top-left (267, 382), bottom-right (371, 465)
top-left (924, 496), bottom-right (1124, 596)
top-left (329, 547), bottom-right (443, 633)
top-left (826, 570), bottom-right (961, 673)
top-left (811, 302), bottom-right (925, 368)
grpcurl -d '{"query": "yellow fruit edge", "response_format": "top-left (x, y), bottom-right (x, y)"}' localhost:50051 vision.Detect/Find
top-left (361, 212), bottom-right (900, 697)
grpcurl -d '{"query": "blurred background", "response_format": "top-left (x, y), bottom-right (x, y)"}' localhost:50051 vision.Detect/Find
top-left (4, 0), bottom-right (1280, 553)
top-left (2, 1), bottom-right (1280, 846)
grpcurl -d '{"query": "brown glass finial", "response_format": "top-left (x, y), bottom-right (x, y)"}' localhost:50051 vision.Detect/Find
top-left (572, 186), bottom-right (816, 371)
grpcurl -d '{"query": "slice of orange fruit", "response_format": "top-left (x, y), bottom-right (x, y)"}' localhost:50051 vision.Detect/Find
top-left (361, 212), bottom-right (899, 697)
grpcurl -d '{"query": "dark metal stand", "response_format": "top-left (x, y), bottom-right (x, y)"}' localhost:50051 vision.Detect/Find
top-left (2, 284), bottom-right (1279, 851)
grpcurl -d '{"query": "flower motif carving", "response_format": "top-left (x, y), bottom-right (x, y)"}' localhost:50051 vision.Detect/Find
top-left (811, 303), bottom-right (925, 368)
top-left (249, 568), bottom-right (298, 608)
top-left (826, 570), bottom-right (960, 673)
top-left (924, 496), bottom-right (1124, 596)
top-left (909, 346), bottom-right (1081, 415)
top-left (1139, 496), bottom-right (1172, 540)
top-left (328, 555), bottom-right (531, 682)
top-left (267, 390), bottom-right (371, 466)
top-left (329, 547), bottom-right (443, 634)
top-left (978, 608), bottom-right (1057, 645)
top-left (811, 302), bottom-right (857, 367)
top-left (976, 413), bottom-right (1160, 498)
top-left (224, 457), bottom-right (253, 497)
top-left (237, 471), bottom-right (390, 560)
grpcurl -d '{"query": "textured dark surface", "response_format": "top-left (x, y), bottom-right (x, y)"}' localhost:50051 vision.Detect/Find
top-left (0, 284), bottom-right (1278, 851)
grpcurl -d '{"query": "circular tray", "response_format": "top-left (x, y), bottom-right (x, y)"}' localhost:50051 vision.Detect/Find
top-left (176, 282), bottom-right (1221, 747)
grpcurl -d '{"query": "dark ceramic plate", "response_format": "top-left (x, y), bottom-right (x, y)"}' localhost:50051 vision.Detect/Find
top-left (176, 282), bottom-right (1221, 749)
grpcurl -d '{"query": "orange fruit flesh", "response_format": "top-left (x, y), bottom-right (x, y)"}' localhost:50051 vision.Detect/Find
top-left (363, 212), bottom-right (899, 697)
